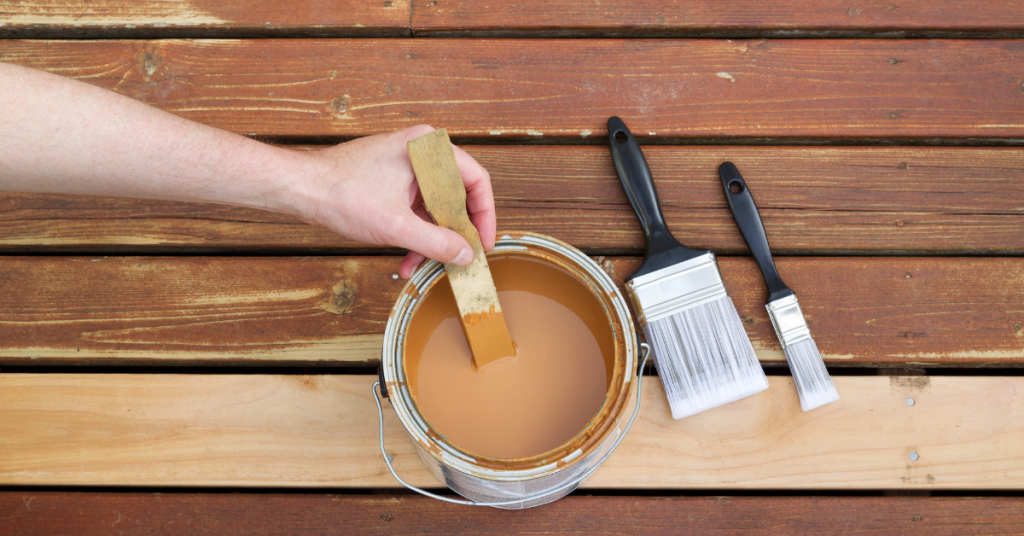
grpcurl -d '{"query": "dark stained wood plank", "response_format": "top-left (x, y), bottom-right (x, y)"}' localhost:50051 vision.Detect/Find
top-left (0, 256), bottom-right (403, 365)
top-left (0, 0), bottom-right (410, 38)
top-left (1, 39), bottom-right (1022, 140)
top-left (2, 146), bottom-right (1022, 254)
top-left (2, 374), bottom-right (1024, 488)
top-left (412, 0), bottom-right (1024, 38)
top-left (3, 493), bottom-right (1023, 535)
top-left (489, 146), bottom-right (1024, 255)
top-left (0, 256), bottom-right (1020, 366)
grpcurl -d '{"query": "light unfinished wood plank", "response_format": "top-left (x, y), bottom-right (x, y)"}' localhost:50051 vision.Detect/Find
top-left (1, 374), bottom-right (1022, 489)
top-left (1, 39), bottom-right (1022, 140)
top-left (0, 0), bottom-right (409, 38)
top-left (0, 256), bottom-right (1021, 367)
top-left (2, 147), bottom-right (1022, 255)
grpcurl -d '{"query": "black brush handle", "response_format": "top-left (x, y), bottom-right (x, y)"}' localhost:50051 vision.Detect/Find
top-left (719, 162), bottom-right (793, 303)
top-left (607, 117), bottom-right (704, 278)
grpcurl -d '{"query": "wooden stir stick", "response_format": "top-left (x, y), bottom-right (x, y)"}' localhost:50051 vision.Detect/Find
top-left (406, 129), bottom-right (517, 370)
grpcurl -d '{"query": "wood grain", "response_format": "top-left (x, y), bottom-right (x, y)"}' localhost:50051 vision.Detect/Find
top-left (1, 39), bottom-right (1022, 140)
top-left (0, 256), bottom-right (1021, 366)
top-left (0, 0), bottom-right (410, 38)
top-left (1, 146), bottom-right (1021, 254)
top-left (3, 493), bottom-right (1022, 535)
top-left (412, 0), bottom-right (1024, 37)
top-left (2, 374), bottom-right (1023, 489)
top-left (4, 0), bottom-right (1023, 39)
top-left (0, 256), bottom-right (403, 364)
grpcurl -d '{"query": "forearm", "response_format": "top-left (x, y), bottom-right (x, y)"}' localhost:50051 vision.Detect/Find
top-left (0, 62), bottom-right (495, 276)
top-left (0, 62), bottom-right (317, 217)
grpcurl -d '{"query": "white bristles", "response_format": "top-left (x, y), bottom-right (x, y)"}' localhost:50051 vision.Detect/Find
top-left (643, 296), bottom-right (769, 419)
top-left (783, 337), bottom-right (839, 412)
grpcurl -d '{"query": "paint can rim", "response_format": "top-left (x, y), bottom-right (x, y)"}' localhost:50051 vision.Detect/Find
top-left (381, 231), bottom-right (639, 482)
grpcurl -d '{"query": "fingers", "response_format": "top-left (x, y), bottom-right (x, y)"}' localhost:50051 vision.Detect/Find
top-left (399, 251), bottom-right (426, 279)
top-left (391, 212), bottom-right (474, 268)
top-left (453, 144), bottom-right (497, 250)
top-left (397, 127), bottom-right (495, 256)
top-left (412, 203), bottom-right (431, 223)
top-left (395, 124), bottom-right (436, 143)
top-left (401, 179), bottom-right (462, 278)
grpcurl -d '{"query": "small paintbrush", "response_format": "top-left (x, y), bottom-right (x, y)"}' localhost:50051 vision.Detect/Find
top-left (608, 117), bottom-right (768, 419)
top-left (719, 162), bottom-right (839, 412)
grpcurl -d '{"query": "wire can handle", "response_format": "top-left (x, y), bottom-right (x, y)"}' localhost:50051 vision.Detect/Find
top-left (372, 343), bottom-right (650, 507)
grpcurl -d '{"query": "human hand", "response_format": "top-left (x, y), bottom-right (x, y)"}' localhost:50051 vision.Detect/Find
top-left (295, 125), bottom-right (496, 279)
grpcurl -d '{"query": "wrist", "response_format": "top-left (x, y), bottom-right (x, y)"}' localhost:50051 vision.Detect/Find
top-left (268, 145), bottom-right (339, 224)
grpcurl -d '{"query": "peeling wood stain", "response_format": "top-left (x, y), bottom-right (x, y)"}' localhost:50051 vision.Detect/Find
top-left (0, 1), bottom-right (226, 26)
top-left (891, 376), bottom-right (931, 391)
top-left (591, 256), bottom-right (615, 279)
top-left (3, 0), bottom-right (1024, 508)
top-left (1, 144), bottom-right (1018, 253)
top-left (4, 40), bottom-right (1023, 138)
top-left (324, 279), bottom-right (357, 316)
top-left (0, 256), bottom-right (405, 364)
top-left (5, 255), bottom-right (957, 366)
top-left (138, 47), bottom-right (162, 81)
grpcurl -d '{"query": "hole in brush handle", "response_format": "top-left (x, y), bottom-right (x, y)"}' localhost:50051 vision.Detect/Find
top-left (719, 162), bottom-right (793, 302)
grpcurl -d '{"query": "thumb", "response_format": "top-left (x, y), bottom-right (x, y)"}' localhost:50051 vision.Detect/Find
top-left (396, 214), bottom-right (475, 266)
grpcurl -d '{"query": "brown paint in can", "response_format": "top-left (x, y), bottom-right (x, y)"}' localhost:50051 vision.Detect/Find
top-left (404, 252), bottom-right (615, 460)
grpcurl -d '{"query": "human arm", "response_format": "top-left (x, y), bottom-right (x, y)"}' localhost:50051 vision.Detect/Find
top-left (0, 62), bottom-right (495, 278)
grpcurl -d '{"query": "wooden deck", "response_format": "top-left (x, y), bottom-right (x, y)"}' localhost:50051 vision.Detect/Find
top-left (2, 0), bottom-right (1023, 532)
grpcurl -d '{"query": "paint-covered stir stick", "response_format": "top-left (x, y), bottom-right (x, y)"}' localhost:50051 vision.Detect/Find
top-left (407, 129), bottom-right (517, 370)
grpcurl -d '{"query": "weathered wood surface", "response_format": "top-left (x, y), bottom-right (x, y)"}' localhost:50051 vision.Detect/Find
top-left (0, 256), bottom-right (399, 365)
top-left (2, 146), bottom-right (1021, 254)
top-left (0, 256), bottom-right (1021, 366)
top-left (2, 39), bottom-right (1022, 140)
top-left (2, 374), bottom-right (1022, 489)
top-left (413, 0), bottom-right (1024, 37)
top-left (5, 0), bottom-right (1024, 40)
top-left (0, 0), bottom-right (410, 38)
top-left (3, 493), bottom-right (1022, 535)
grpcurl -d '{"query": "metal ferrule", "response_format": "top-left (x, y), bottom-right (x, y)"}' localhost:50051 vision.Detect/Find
top-left (766, 294), bottom-right (812, 349)
top-left (624, 252), bottom-right (727, 327)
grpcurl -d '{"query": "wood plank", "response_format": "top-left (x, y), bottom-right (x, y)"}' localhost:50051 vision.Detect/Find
top-left (412, 0), bottom-right (1024, 37)
top-left (0, 256), bottom-right (1021, 366)
top-left (2, 146), bottom-right (1022, 254)
top-left (2, 374), bottom-right (1023, 489)
top-left (0, 0), bottom-right (410, 38)
top-left (3, 493), bottom-right (1022, 535)
top-left (0, 256), bottom-right (403, 365)
top-left (1, 39), bottom-right (1022, 140)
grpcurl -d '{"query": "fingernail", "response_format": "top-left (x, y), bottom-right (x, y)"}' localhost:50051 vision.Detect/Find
top-left (452, 248), bottom-right (473, 266)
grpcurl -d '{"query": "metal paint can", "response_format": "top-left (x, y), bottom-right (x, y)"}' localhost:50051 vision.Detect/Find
top-left (376, 232), bottom-right (642, 509)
